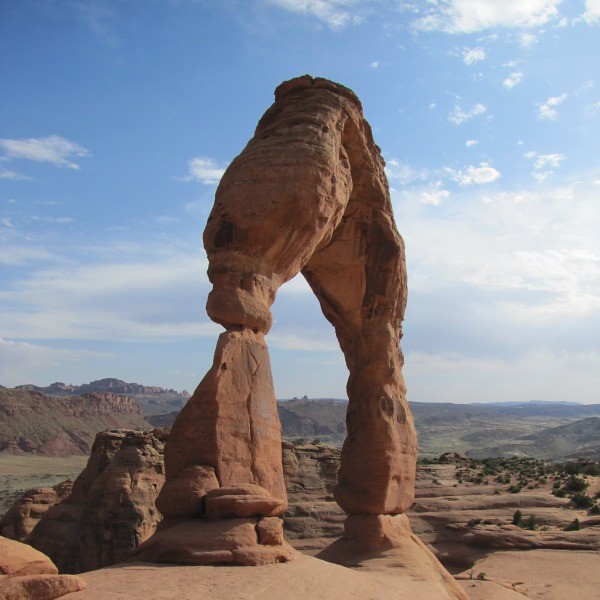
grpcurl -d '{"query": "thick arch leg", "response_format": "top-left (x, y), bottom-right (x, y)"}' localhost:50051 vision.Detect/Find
top-left (302, 156), bottom-right (418, 515)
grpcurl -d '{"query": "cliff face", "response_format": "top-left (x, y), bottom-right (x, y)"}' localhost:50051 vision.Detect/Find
top-left (0, 389), bottom-right (151, 455)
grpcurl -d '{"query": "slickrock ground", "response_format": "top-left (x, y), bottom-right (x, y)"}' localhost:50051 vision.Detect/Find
top-left (62, 554), bottom-right (461, 600)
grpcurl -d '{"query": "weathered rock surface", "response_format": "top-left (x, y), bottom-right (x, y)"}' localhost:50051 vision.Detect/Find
top-left (316, 514), bottom-right (468, 600)
top-left (0, 537), bottom-right (86, 600)
top-left (141, 74), bottom-right (417, 566)
top-left (201, 74), bottom-right (417, 516)
top-left (0, 536), bottom-right (58, 577)
top-left (0, 481), bottom-right (73, 541)
top-left (161, 330), bottom-right (287, 506)
top-left (26, 429), bottom-right (166, 573)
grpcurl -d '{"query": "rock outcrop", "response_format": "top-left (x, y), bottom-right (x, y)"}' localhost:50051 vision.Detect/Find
top-left (26, 429), bottom-right (166, 573)
top-left (0, 536), bottom-right (86, 599)
top-left (136, 74), bottom-right (418, 567)
top-left (0, 481), bottom-right (73, 542)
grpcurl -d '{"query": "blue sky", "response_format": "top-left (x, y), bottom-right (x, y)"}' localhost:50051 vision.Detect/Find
top-left (1, 0), bottom-right (599, 403)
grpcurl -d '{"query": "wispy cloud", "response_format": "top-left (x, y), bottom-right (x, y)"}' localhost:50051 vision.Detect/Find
top-left (538, 93), bottom-right (567, 120)
top-left (0, 337), bottom-right (109, 387)
top-left (449, 163), bottom-right (501, 185)
top-left (369, 60), bottom-right (380, 69)
top-left (465, 139), bottom-right (479, 148)
top-left (462, 46), bottom-right (486, 65)
top-left (266, 0), bottom-right (365, 29)
top-left (183, 156), bottom-right (228, 185)
top-left (385, 159), bottom-right (429, 185)
top-left (448, 103), bottom-right (487, 125)
top-left (0, 167), bottom-right (30, 180)
top-left (525, 151), bottom-right (566, 182)
top-left (503, 71), bottom-right (523, 89)
top-left (412, 0), bottom-right (562, 33)
top-left (0, 135), bottom-right (90, 170)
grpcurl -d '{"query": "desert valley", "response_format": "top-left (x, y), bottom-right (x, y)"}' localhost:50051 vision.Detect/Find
top-left (1, 379), bottom-right (600, 599)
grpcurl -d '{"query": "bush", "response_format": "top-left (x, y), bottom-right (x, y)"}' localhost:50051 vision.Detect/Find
top-left (512, 510), bottom-right (523, 526)
top-left (526, 515), bottom-right (537, 531)
top-left (571, 493), bottom-right (595, 509)
top-left (564, 476), bottom-right (588, 493)
top-left (588, 504), bottom-right (600, 515)
top-left (564, 518), bottom-right (581, 531)
top-left (508, 485), bottom-right (522, 494)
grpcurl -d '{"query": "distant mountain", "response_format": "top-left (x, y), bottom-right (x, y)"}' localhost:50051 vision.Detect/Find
top-left (146, 397), bottom-right (600, 458)
top-left (467, 417), bottom-right (600, 460)
top-left (0, 388), bottom-right (152, 456)
top-left (15, 378), bottom-right (190, 416)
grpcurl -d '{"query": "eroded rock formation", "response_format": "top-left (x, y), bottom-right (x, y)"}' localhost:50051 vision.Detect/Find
top-left (26, 429), bottom-right (166, 573)
top-left (135, 74), bottom-right (418, 567)
top-left (0, 481), bottom-right (73, 542)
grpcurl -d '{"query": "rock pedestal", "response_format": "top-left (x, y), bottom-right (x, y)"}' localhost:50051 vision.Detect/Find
top-left (137, 74), bottom-right (417, 566)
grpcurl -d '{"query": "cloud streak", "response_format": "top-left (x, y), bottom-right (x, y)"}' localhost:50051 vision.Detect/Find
top-left (448, 103), bottom-right (487, 125)
top-left (412, 0), bottom-right (562, 33)
top-left (0, 135), bottom-right (90, 169)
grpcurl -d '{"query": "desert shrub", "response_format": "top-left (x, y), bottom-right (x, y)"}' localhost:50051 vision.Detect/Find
top-left (512, 510), bottom-right (523, 526)
top-left (564, 476), bottom-right (588, 493)
top-left (476, 572), bottom-right (486, 581)
top-left (553, 488), bottom-right (566, 498)
top-left (588, 504), bottom-right (600, 515)
top-left (564, 518), bottom-right (581, 531)
top-left (468, 518), bottom-right (482, 527)
top-left (508, 485), bottom-right (522, 494)
top-left (571, 493), bottom-right (594, 509)
top-left (526, 515), bottom-right (537, 531)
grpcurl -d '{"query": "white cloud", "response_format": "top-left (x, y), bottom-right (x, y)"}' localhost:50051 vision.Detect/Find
top-left (520, 32), bottom-right (537, 46)
top-left (412, 0), bottom-right (562, 33)
top-left (538, 93), bottom-right (567, 120)
top-left (419, 189), bottom-right (451, 206)
top-left (266, 0), bottom-right (364, 29)
top-left (533, 153), bottom-right (565, 169)
top-left (0, 135), bottom-right (90, 170)
top-left (2, 217), bottom-right (15, 228)
top-left (583, 0), bottom-right (600, 23)
top-left (503, 71), bottom-right (523, 89)
top-left (465, 139), bottom-right (479, 147)
top-left (448, 103), bottom-right (487, 125)
top-left (184, 156), bottom-right (227, 185)
top-left (525, 151), bottom-right (565, 181)
top-left (450, 163), bottom-right (501, 185)
top-left (370, 60), bottom-right (380, 69)
top-left (429, 102), bottom-right (436, 110)
top-left (463, 46), bottom-right (486, 65)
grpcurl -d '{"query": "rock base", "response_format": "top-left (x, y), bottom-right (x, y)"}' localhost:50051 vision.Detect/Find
top-left (317, 515), bottom-right (468, 600)
top-left (132, 517), bottom-right (295, 566)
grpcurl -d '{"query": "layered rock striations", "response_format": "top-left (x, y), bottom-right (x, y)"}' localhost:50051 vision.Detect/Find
top-left (0, 388), bottom-right (151, 456)
top-left (135, 74), bottom-right (419, 568)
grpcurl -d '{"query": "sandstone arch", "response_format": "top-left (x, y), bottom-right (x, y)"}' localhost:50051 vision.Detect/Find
top-left (136, 75), bottom-right (418, 566)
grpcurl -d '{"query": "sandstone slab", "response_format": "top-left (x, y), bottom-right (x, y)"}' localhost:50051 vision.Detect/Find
top-left (0, 536), bottom-right (58, 577)
top-left (0, 574), bottom-right (86, 600)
